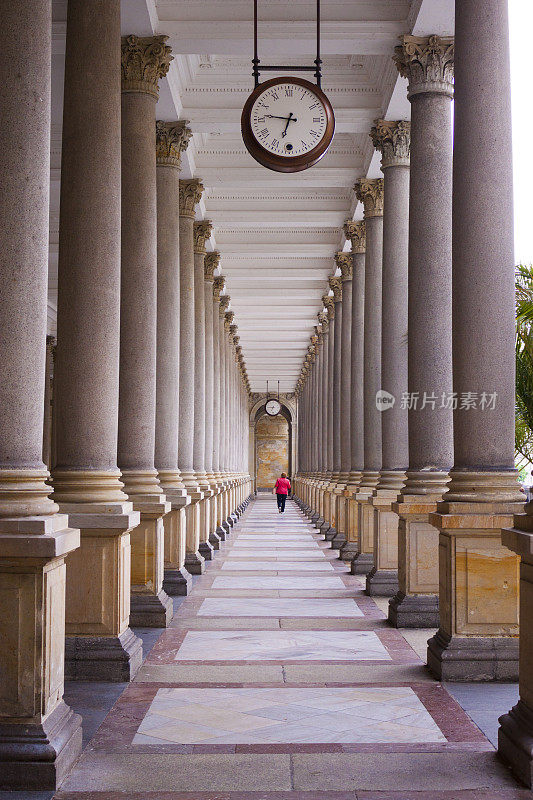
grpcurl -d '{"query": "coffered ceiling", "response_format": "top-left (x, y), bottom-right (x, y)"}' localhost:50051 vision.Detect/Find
top-left (49, 0), bottom-right (454, 392)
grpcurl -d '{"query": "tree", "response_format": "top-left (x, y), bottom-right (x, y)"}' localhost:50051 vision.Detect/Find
top-left (516, 264), bottom-right (533, 478)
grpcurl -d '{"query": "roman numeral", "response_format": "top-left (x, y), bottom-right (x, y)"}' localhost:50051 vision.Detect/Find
top-left (301, 140), bottom-right (309, 148)
top-left (271, 138), bottom-right (279, 148)
top-left (270, 91), bottom-right (279, 101)
top-left (257, 116), bottom-right (265, 122)
top-left (259, 128), bottom-right (269, 137)
top-left (285, 88), bottom-right (293, 97)
top-left (310, 129), bottom-right (320, 138)
top-left (313, 117), bottom-right (322, 123)
top-left (309, 102), bottom-right (320, 109)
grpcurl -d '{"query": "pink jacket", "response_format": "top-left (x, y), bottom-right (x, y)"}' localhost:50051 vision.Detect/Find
top-left (275, 478), bottom-right (291, 495)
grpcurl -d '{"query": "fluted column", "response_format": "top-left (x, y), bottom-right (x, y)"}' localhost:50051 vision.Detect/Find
top-left (341, 222), bottom-right (366, 563)
top-left (205, 252), bottom-right (222, 547)
top-left (316, 311), bottom-right (329, 526)
top-left (366, 122), bottom-right (410, 598)
top-left (332, 253), bottom-right (353, 549)
top-left (354, 179), bottom-right (384, 577)
top-left (155, 121), bottom-right (193, 598)
top-left (427, 10), bottom-right (522, 682)
top-left (321, 296), bottom-right (336, 535)
top-left (192, 220), bottom-right (215, 560)
top-left (118, 35), bottom-right (172, 628)
top-left (0, 0), bottom-right (82, 787)
top-left (388, 36), bottom-right (454, 632)
top-left (51, 2), bottom-right (143, 680)
top-left (177, 179), bottom-right (205, 572)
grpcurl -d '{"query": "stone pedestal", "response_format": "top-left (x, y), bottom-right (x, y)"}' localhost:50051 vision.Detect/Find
top-left (184, 494), bottom-right (205, 574)
top-left (389, 490), bottom-right (441, 628)
top-left (162, 498), bottom-right (192, 596)
top-left (351, 478), bottom-right (379, 575)
top-left (366, 489), bottom-right (399, 597)
top-left (427, 475), bottom-right (521, 681)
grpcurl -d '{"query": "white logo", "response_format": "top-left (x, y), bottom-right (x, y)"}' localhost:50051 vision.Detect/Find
top-left (376, 390), bottom-right (395, 412)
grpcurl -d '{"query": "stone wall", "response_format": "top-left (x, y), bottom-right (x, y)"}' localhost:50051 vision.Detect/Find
top-left (256, 414), bottom-right (289, 489)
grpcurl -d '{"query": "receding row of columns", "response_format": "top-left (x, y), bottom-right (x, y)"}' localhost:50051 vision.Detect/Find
top-left (294, 4), bottom-right (533, 788)
top-left (0, 1), bottom-right (252, 789)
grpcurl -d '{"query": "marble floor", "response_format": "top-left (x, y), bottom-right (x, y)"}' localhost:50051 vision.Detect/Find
top-left (47, 497), bottom-right (531, 800)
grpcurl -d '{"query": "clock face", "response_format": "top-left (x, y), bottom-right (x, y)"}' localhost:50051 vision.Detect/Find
top-left (250, 82), bottom-right (328, 158)
top-left (265, 399), bottom-right (281, 416)
top-left (242, 77), bottom-right (335, 173)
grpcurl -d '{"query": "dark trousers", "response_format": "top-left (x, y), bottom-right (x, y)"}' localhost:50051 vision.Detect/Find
top-left (276, 493), bottom-right (287, 512)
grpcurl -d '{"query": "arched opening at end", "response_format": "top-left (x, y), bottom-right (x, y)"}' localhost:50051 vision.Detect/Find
top-left (253, 404), bottom-right (293, 492)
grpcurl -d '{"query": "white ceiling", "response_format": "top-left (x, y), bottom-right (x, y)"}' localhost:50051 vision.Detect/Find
top-left (49, 0), bottom-right (454, 392)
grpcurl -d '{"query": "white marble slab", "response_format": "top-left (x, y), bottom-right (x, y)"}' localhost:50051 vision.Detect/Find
top-left (174, 630), bottom-right (390, 661)
top-left (133, 687), bottom-right (445, 745)
top-left (198, 598), bottom-right (363, 617)
top-left (211, 576), bottom-right (346, 590)
top-left (220, 561), bottom-right (335, 572)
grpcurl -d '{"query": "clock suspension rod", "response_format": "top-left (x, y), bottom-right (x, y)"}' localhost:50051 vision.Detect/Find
top-left (252, 0), bottom-right (322, 88)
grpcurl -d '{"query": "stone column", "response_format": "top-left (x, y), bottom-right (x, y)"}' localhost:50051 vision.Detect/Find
top-left (388, 36), bottom-right (454, 628)
top-left (426, 12), bottom-right (522, 680)
top-left (218, 296), bottom-right (230, 530)
top-left (353, 179), bottom-right (384, 576)
top-left (213, 276), bottom-right (227, 538)
top-left (178, 179), bottom-right (205, 573)
top-left (42, 335), bottom-right (55, 468)
top-left (155, 121), bottom-right (193, 597)
top-left (332, 253), bottom-right (353, 549)
top-left (316, 311), bottom-right (329, 527)
top-left (51, 1), bottom-right (143, 680)
top-left (119, 35), bottom-right (172, 628)
top-left (341, 222), bottom-right (366, 562)
top-left (366, 122), bottom-right (410, 598)
top-left (0, 0), bottom-right (82, 787)
top-left (205, 252), bottom-right (222, 547)
top-left (192, 220), bottom-right (215, 560)
top-left (320, 295), bottom-right (336, 535)
top-left (325, 275), bottom-right (342, 538)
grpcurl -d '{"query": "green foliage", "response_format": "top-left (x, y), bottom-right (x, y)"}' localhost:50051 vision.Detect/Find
top-left (516, 264), bottom-right (533, 469)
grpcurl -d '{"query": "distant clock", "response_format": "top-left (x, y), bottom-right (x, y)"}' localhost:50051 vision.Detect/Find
top-left (265, 399), bottom-right (281, 416)
top-left (241, 76), bottom-right (335, 173)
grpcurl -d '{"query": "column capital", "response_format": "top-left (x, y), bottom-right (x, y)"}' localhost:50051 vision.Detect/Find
top-left (156, 120), bottom-right (192, 168)
top-left (394, 34), bottom-right (454, 100)
top-left (193, 220), bottom-right (212, 254)
top-left (370, 119), bottom-right (411, 168)
top-left (224, 310), bottom-right (235, 329)
top-left (205, 251), bottom-right (220, 281)
top-left (344, 219), bottom-right (366, 253)
top-left (213, 274), bottom-right (225, 299)
top-left (230, 323), bottom-right (238, 339)
top-left (318, 310), bottom-right (329, 333)
top-left (121, 35), bottom-right (172, 99)
top-left (322, 294), bottom-right (335, 320)
top-left (335, 251), bottom-right (353, 281)
top-left (179, 178), bottom-right (204, 218)
top-left (354, 178), bottom-right (384, 218)
top-left (328, 275), bottom-right (343, 302)
top-left (219, 294), bottom-right (230, 316)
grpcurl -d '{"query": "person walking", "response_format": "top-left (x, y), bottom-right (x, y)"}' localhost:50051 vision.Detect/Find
top-left (274, 472), bottom-right (291, 513)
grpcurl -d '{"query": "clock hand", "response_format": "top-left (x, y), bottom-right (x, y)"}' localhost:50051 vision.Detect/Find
top-left (281, 112), bottom-right (296, 138)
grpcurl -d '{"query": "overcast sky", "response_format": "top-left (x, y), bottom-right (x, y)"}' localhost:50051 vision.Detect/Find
top-left (510, 0), bottom-right (533, 264)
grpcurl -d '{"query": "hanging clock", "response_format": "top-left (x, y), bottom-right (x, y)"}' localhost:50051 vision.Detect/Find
top-left (265, 399), bottom-right (281, 416)
top-left (241, 76), bottom-right (335, 173)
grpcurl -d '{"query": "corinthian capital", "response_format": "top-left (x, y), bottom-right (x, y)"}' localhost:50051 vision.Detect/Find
top-left (322, 294), bottom-right (335, 320)
top-left (156, 120), bottom-right (192, 168)
top-left (204, 251), bottom-right (220, 281)
top-left (213, 275), bottom-right (225, 300)
top-left (370, 120), bottom-right (410, 168)
top-left (219, 294), bottom-right (230, 315)
top-left (179, 179), bottom-right (204, 218)
top-left (121, 35), bottom-right (172, 98)
top-left (335, 251), bottom-right (353, 281)
top-left (394, 34), bottom-right (454, 99)
top-left (344, 220), bottom-right (366, 254)
top-left (225, 310), bottom-right (235, 329)
top-left (328, 275), bottom-right (343, 302)
top-left (354, 178), bottom-right (384, 219)
top-left (193, 220), bottom-right (212, 254)
top-left (318, 310), bottom-right (328, 333)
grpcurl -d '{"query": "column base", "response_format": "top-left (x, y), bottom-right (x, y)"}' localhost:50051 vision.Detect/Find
top-left (339, 541), bottom-right (359, 561)
top-left (388, 591), bottom-right (439, 628)
top-left (350, 551), bottom-right (374, 575)
top-left (499, 700), bottom-right (533, 788)
top-left (319, 521), bottom-right (332, 537)
top-left (65, 627), bottom-right (143, 682)
top-left (324, 526), bottom-right (337, 542)
top-left (185, 550), bottom-right (206, 574)
top-left (0, 701), bottom-right (82, 791)
top-left (365, 567), bottom-right (399, 597)
top-left (330, 532), bottom-right (346, 550)
top-left (209, 530), bottom-right (222, 549)
top-left (199, 540), bottom-right (215, 560)
top-left (130, 588), bottom-right (173, 628)
top-left (221, 520), bottom-right (231, 534)
top-left (427, 628), bottom-right (519, 681)
top-left (216, 525), bottom-right (227, 541)
top-left (163, 565), bottom-right (192, 596)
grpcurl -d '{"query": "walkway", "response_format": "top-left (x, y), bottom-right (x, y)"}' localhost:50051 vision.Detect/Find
top-left (54, 497), bottom-right (529, 799)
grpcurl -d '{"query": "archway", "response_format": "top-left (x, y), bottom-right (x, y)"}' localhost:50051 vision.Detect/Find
top-left (255, 413), bottom-right (290, 491)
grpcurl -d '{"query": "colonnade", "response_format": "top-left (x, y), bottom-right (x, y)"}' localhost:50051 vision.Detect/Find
top-left (294, 2), bottom-right (533, 787)
top-left (0, 0), bottom-right (251, 788)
